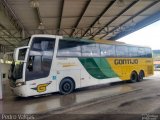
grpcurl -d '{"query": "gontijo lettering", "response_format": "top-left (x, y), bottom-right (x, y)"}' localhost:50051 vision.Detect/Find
top-left (114, 59), bottom-right (138, 65)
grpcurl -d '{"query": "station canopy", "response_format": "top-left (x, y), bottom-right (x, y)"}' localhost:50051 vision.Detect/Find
top-left (0, 0), bottom-right (160, 51)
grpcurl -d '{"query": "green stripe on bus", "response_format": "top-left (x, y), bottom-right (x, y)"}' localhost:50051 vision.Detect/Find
top-left (78, 58), bottom-right (118, 79)
top-left (93, 58), bottom-right (118, 78)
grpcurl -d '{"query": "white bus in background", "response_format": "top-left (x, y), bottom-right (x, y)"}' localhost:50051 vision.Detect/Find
top-left (8, 34), bottom-right (153, 97)
top-left (3, 52), bottom-right (13, 64)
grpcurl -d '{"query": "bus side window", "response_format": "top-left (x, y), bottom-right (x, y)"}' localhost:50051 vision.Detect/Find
top-left (116, 45), bottom-right (128, 57)
top-left (57, 40), bottom-right (81, 57)
top-left (128, 47), bottom-right (138, 57)
top-left (81, 43), bottom-right (100, 57)
top-left (145, 48), bottom-right (152, 58)
top-left (138, 47), bottom-right (146, 57)
top-left (100, 44), bottom-right (116, 57)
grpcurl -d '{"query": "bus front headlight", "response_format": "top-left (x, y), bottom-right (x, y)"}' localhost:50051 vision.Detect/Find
top-left (16, 82), bottom-right (25, 87)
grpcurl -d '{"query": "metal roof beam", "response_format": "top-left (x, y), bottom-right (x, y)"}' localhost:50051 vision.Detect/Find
top-left (0, 37), bottom-right (15, 47)
top-left (57, 0), bottom-right (64, 35)
top-left (109, 11), bottom-right (160, 40)
top-left (81, 0), bottom-right (116, 38)
top-left (102, 0), bottom-right (160, 40)
top-left (0, 23), bottom-right (20, 42)
top-left (34, 7), bottom-right (43, 25)
top-left (33, 7), bottom-right (44, 34)
top-left (41, 14), bottom-right (150, 19)
top-left (70, 0), bottom-right (91, 37)
top-left (90, 0), bottom-right (139, 39)
top-left (0, 37), bottom-right (21, 39)
top-left (0, 0), bottom-right (30, 36)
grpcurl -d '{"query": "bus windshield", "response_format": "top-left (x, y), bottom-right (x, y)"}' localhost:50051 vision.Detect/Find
top-left (25, 37), bottom-right (55, 81)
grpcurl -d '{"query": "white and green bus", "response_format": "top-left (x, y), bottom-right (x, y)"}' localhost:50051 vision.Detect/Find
top-left (8, 34), bottom-right (153, 97)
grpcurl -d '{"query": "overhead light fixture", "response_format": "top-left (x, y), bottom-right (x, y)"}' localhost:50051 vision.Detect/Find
top-left (104, 26), bottom-right (109, 33)
top-left (30, 0), bottom-right (39, 8)
top-left (22, 29), bottom-right (25, 39)
top-left (38, 23), bottom-right (44, 30)
top-left (117, 0), bottom-right (125, 7)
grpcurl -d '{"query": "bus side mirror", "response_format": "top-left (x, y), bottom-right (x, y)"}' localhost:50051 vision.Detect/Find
top-left (14, 46), bottom-right (29, 62)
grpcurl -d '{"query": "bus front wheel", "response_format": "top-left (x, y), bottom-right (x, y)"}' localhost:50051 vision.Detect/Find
top-left (59, 78), bottom-right (75, 95)
top-left (130, 71), bottom-right (138, 83)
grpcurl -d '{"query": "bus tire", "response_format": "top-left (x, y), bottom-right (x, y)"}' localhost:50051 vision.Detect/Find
top-left (59, 78), bottom-right (75, 95)
top-left (138, 70), bottom-right (144, 82)
top-left (130, 71), bottom-right (138, 83)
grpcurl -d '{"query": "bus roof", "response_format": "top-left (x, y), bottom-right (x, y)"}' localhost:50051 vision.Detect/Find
top-left (63, 36), bottom-right (125, 45)
top-left (30, 34), bottom-right (151, 49)
top-left (63, 36), bottom-right (150, 48)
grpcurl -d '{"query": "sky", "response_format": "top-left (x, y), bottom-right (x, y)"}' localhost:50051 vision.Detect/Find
top-left (118, 20), bottom-right (160, 50)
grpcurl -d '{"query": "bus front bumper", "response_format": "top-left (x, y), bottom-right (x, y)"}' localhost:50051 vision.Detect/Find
top-left (10, 85), bottom-right (29, 97)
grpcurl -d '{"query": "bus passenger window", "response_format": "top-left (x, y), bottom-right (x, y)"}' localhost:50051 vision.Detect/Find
top-left (100, 44), bottom-right (116, 57)
top-left (145, 48), bottom-right (152, 58)
top-left (138, 48), bottom-right (146, 57)
top-left (81, 43), bottom-right (100, 57)
top-left (128, 47), bottom-right (138, 57)
top-left (116, 45), bottom-right (128, 57)
top-left (57, 40), bottom-right (81, 57)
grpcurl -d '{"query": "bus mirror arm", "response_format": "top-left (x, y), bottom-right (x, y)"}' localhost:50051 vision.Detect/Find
top-left (27, 57), bottom-right (33, 71)
top-left (14, 46), bottom-right (30, 61)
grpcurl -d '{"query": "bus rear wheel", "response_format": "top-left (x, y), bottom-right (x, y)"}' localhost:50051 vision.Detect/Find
top-left (138, 70), bottom-right (144, 82)
top-left (130, 71), bottom-right (138, 83)
top-left (59, 78), bottom-right (75, 95)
